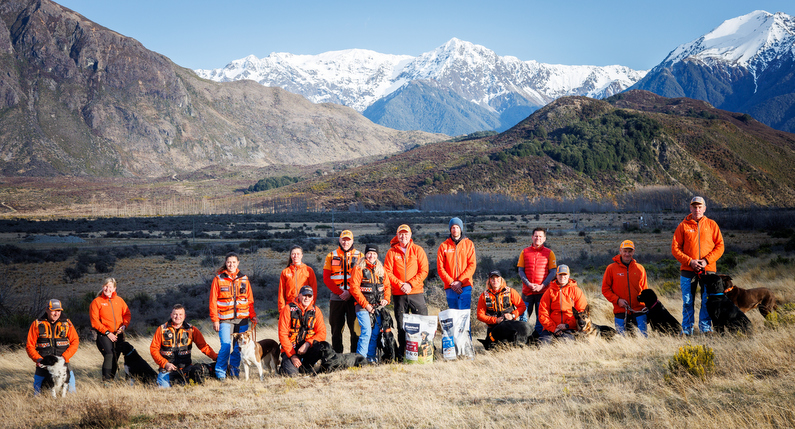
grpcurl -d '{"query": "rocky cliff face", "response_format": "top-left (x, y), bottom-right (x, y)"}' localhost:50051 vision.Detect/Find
top-left (0, 0), bottom-right (441, 177)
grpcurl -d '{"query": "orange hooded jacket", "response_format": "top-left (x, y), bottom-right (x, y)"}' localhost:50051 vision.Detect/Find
top-left (89, 292), bottom-right (131, 334)
top-left (437, 237), bottom-right (477, 289)
top-left (538, 279), bottom-right (588, 333)
top-left (383, 236), bottom-right (429, 296)
top-left (671, 214), bottom-right (724, 273)
top-left (278, 297), bottom-right (327, 358)
top-left (278, 263), bottom-right (317, 311)
top-left (602, 255), bottom-right (648, 314)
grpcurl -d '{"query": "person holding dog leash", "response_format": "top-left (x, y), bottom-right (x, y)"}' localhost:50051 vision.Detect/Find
top-left (350, 244), bottom-right (390, 362)
top-left (210, 252), bottom-right (257, 380)
top-left (538, 265), bottom-right (588, 343)
top-left (89, 277), bottom-right (131, 383)
top-left (150, 304), bottom-right (218, 388)
top-left (26, 299), bottom-right (79, 395)
top-left (671, 196), bottom-right (724, 335)
top-left (278, 285), bottom-right (328, 376)
top-left (602, 240), bottom-right (648, 336)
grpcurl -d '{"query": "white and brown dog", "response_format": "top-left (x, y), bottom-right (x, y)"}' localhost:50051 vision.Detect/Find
top-left (233, 332), bottom-right (280, 380)
top-left (39, 355), bottom-right (69, 397)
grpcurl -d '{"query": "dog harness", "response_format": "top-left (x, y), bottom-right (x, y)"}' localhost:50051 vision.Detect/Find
top-left (288, 303), bottom-right (316, 345)
top-left (214, 270), bottom-right (252, 321)
top-left (35, 317), bottom-right (72, 357)
top-left (158, 322), bottom-right (195, 366)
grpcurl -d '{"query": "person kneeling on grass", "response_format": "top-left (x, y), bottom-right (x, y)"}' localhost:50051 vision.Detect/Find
top-left (278, 286), bottom-right (328, 376)
top-left (476, 270), bottom-right (526, 327)
top-left (538, 265), bottom-right (588, 343)
top-left (150, 304), bottom-right (217, 388)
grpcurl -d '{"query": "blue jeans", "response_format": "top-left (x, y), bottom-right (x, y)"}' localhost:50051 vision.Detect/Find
top-left (215, 322), bottom-right (248, 379)
top-left (356, 310), bottom-right (381, 360)
top-left (521, 294), bottom-right (543, 333)
top-left (445, 286), bottom-right (472, 310)
top-left (615, 314), bottom-right (648, 337)
top-left (34, 370), bottom-right (76, 395)
top-left (681, 275), bottom-right (712, 335)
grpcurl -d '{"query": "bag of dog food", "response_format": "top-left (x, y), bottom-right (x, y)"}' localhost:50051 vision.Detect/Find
top-left (438, 309), bottom-right (474, 360)
top-left (402, 313), bottom-right (437, 364)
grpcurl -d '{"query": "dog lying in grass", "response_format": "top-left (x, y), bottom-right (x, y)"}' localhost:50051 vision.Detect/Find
top-left (637, 289), bottom-right (682, 335)
top-left (702, 274), bottom-right (752, 335)
top-left (572, 305), bottom-right (617, 340)
top-left (720, 274), bottom-right (777, 317)
top-left (478, 320), bottom-right (537, 350)
top-left (318, 342), bottom-right (369, 373)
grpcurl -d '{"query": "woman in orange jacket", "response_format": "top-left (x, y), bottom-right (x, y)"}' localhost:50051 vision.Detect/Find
top-left (476, 270), bottom-right (525, 326)
top-left (209, 252), bottom-right (257, 380)
top-left (538, 265), bottom-right (588, 343)
top-left (278, 245), bottom-right (317, 312)
top-left (89, 277), bottom-right (131, 382)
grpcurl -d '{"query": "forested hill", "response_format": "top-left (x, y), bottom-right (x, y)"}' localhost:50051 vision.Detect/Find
top-left (270, 91), bottom-right (795, 209)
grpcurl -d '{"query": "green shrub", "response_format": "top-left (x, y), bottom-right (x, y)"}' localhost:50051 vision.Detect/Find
top-left (667, 343), bottom-right (715, 380)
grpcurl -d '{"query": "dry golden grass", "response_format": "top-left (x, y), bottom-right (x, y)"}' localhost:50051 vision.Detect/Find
top-left (1, 260), bottom-right (794, 428)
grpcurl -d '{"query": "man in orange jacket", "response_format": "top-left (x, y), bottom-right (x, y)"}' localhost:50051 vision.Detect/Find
top-left (278, 286), bottom-right (328, 376)
top-left (671, 196), bottom-right (724, 335)
top-left (323, 230), bottom-right (362, 354)
top-left (150, 304), bottom-right (217, 388)
top-left (538, 265), bottom-right (588, 343)
top-left (26, 299), bottom-right (79, 395)
top-left (602, 240), bottom-right (648, 336)
top-left (517, 227), bottom-right (557, 333)
top-left (437, 217), bottom-right (477, 310)
top-left (384, 224), bottom-right (429, 359)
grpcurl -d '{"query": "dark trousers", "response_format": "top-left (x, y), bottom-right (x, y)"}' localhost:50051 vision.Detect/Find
top-left (393, 294), bottom-right (428, 359)
top-left (279, 341), bottom-right (327, 376)
top-left (329, 299), bottom-right (358, 353)
top-left (96, 333), bottom-right (126, 381)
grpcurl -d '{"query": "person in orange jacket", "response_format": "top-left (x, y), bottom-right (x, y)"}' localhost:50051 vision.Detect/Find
top-left (323, 230), bottom-right (363, 354)
top-left (437, 217), bottom-right (477, 310)
top-left (278, 286), bottom-right (328, 376)
top-left (516, 227), bottom-right (557, 332)
top-left (89, 277), bottom-right (131, 382)
top-left (278, 245), bottom-right (317, 312)
top-left (671, 196), bottom-right (724, 335)
top-left (476, 270), bottom-right (526, 326)
top-left (383, 224), bottom-right (429, 359)
top-left (602, 240), bottom-right (648, 336)
top-left (209, 252), bottom-right (257, 380)
top-left (350, 244), bottom-right (390, 361)
top-left (26, 299), bottom-right (79, 395)
top-left (150, 304), bottom-right (217, 388)
top-left (538, 265), bottom-right (588, 343)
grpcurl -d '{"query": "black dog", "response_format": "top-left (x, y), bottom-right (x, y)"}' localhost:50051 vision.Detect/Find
top-left (702, 274), bottom-right (752, 334)
top-left (377, 308), bottom-right (398, 363)
top-left (478, 320), bottom-right (537, 350)
top-left (637, 289), bottom-right (682, 335)
top-left (318, 342), bottom-right (369, 373)
top-left (117, 341), bottom-right (157, 385)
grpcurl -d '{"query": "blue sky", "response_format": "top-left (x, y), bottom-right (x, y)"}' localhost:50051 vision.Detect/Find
top-left (57, 0), bottom-right (794, 71)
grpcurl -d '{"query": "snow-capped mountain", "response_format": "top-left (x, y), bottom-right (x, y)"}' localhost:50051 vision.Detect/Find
top-left (196, 38), bottom-right (646, 135)
top-left (630, 10), bottom-right (795, 133)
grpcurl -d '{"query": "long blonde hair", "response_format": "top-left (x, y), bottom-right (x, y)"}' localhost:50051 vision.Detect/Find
top-left (96, 277), bottom-right (117, 297)
top-left (358, 254), bottom-right (384, 279)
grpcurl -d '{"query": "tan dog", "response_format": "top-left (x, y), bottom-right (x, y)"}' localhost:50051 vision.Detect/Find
top-left (233, 331), bottom-right (264, 381)
top-left (721, 274), bottom-right (777, 317)
top-left (257, 339), bottom-right (280, 375)
top-left (572, 305), bottom-right (617, 340)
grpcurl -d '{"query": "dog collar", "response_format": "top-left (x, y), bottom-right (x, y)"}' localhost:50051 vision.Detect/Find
top-left (650, 301), bottom-right (659, 310)
top-left (708, 293), bottom-right (724, 296)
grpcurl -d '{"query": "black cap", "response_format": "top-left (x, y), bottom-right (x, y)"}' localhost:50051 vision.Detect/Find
top-left (364, 244), bottom-right (378, 255)
top-left (488, 270), bottom-right (502, 278)
top-left (300, 285), bottom-right (314, 296)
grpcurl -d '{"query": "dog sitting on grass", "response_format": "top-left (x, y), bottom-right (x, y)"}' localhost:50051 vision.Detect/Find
top-left (637, 289), bottom-right (682, 335)
top-left (702, 274), bottom-right (752, 335)
top-left (39, 355), bottom-right (69, 397)
top-left (720, 274), bottom-right (777, 317)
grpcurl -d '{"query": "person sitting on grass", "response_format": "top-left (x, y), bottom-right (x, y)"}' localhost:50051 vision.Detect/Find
top-left (150, 304), bottom-right (217, 388)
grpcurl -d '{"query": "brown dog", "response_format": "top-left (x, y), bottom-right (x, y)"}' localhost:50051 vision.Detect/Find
top-left (233, 331), bottom-right (263, 380)
top-left (720, 274), bottom-right (777, 317)
top-left (257, 339), bottom-right (280, 375)
top-left (572, 305), bottom-right (617, 340)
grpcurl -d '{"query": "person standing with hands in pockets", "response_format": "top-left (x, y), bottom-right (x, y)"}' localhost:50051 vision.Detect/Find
top-left (437, 217), bottom-right (477, 311)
